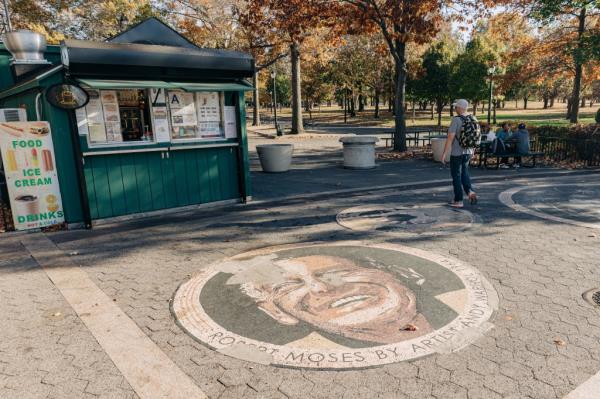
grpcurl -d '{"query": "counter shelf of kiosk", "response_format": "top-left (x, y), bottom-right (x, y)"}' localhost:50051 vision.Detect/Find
top-left (0, 18), bottom-right (254, 230)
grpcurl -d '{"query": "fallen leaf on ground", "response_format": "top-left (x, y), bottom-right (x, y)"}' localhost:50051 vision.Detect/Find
top-left (402, 323), bottom-right (418, 331)
top-left (553, 339), bottom-right (566, 346)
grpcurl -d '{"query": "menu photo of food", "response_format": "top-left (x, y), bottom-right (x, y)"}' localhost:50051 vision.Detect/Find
top-left (0, 122), bottom-right (50, 137)
top-left (101, 91), bottom-right (117, 103)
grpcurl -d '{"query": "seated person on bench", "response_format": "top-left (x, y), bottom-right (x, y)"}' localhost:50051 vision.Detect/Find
top-left (506, 123), bottom-right (530, 168)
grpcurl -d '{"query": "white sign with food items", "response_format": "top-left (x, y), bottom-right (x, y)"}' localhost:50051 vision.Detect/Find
top-left (0, 122), bottom-right (65, 230)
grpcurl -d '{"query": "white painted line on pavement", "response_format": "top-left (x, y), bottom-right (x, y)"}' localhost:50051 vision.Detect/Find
top-left (21, 234), bottom-right (207, 399)
top-left (499, 183), bottom-right (600, 229)
top-left (564, 372), bottom-right (600, 399)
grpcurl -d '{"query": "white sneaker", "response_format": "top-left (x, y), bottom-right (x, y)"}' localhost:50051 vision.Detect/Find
top-left (514, 164), bottom-right (520, 168)
top-left (499, 164), bottom-right (510, 169)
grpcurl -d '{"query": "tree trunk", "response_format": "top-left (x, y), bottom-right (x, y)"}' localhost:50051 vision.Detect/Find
top-left (430, 103), bottom-right (434, 120)
top-left (374, 90), bottom-right (380, 119)
top-left (472, 101), bottom-right (478, 116)
top-left (450, 104), bottom-right (454, 117)
top-left (436, 100), bottom-right (443, 127)
top-left (567, 99), bottom-right (573, 120)
top-left (252, 71), bottom-right (261, 126)
top-left (481, 102), bottom-right (486, 113)
top-left (543, 96), bottom-right (548, 109)
top-left (523, 97), bottom-right (528, 110)
top-left (290, 42), bottom-right (304, 134)
top-left (550, 96), bottom-right (555, 107)
top-left (493, 99), bottom-right (497, 124)
top-left (392, 44), bottom-right (407, 152)
top-left (412, 100), bottom-right (416, 121)
top-left (580, 97), bottom-right (586, 108)
top-left (358, 93), bottom-right (365, 112)
top-left (570, 7), bottom-right (586, 123)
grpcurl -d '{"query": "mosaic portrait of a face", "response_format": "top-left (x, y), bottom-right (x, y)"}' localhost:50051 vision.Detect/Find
top-left (197, 246), bottom-right (469, 348)
top-left (174, 244), bottom-right (497, 368)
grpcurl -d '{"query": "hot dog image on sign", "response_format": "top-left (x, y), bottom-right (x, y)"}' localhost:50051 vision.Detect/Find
top-left (0, 122), bottom-right (65, 230)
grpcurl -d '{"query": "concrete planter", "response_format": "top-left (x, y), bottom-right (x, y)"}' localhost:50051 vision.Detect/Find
top-left (431, 136), bottom-right (450, 163)
top-left (339, 136), bottom-right (379, 169)
top-left (256, 144), bottom-right (294, 173)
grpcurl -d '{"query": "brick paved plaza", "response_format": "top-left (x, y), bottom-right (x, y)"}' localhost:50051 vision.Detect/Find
top-left (2, 136), bottom-right (600, 399)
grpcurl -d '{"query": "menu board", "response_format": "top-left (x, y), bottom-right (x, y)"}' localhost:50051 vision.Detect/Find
top-left (83, 90), bottom-right (107, 143)
top-left (0, 122), bottom-right (65, 230)
top-left (150, 88), bottom-right (170, 143)
top-left (197, 92), bottom-right (222, 138)
top-left (75, 107), bottom-right (88, 136)
top-left (101, 90), bottom-right (122, 142)
top-left (224, 106), bottom-right (237, 139)
top-left (169, 91), bottom-right (197, 138)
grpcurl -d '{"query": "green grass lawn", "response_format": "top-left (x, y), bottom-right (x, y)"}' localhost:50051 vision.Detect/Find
top-left (260, 101), bottom-right (598, 128)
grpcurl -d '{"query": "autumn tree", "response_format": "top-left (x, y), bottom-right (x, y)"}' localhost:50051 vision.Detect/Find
top-left (242, 0), bottom-right (335, 134)
top-left (4, 0), bottom-right (155, 42)
top-left (338, 0), bottom-right (504, 152)
top-left (451, 37), bottom-right (499, 116)
top-left (418, 40), bottom-right (455, 126)
top-left (527, 0), bottom-right (600, 122)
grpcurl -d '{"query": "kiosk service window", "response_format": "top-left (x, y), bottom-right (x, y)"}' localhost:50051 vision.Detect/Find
top-left (77, 89), bottom-right (228, 146)
top-left (76, 89), bottom-right (155, 145)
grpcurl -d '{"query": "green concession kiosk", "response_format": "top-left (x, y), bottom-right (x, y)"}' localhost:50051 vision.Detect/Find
top-left (0, 18), bottom-right (254, 229)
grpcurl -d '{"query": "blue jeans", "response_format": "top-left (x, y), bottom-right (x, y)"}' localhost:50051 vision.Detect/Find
top-left (450, 155), bottom-right (473, 202)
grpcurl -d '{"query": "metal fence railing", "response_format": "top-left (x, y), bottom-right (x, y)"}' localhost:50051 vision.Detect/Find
top-left (531, 136), bottom-right (600, 166)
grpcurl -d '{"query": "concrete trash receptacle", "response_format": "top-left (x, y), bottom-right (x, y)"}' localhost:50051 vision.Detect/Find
top-left (339, 136), bottom-right (379, 169)
top-left (256, 144), bottom-right (294, 173)
top-left (431, 136), bottom-right (450, 163)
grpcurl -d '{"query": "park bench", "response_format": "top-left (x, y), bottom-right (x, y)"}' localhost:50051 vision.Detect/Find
top-left (477, 141), bottom-right (544, 169)
top-left (384, 128), bottom-right (446, 148)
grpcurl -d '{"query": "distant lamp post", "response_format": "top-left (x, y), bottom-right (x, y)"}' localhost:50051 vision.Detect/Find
top-left (271, 70), bottom-right (281, 136)
top-left (487, 66), bottom-right (497, 125)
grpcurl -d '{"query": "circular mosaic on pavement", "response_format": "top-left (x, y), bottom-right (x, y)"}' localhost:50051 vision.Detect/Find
top-left (336, 204), bottom-right (475, 237)
top-left (499, 183), bottom-right (600, 229)
top-left (172, 243), bottom-right (498, 369)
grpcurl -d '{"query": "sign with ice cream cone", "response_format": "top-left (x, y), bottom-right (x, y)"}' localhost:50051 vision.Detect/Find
top-left (0, 122), bottom-right (65, 230)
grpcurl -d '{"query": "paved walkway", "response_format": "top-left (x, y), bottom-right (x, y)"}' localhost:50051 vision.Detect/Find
top-left (2, 136), bottom-right (600, 399)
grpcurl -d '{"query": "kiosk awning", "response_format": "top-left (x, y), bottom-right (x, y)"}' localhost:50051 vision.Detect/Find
top-left (77, 79), bottom-right (176, 89)
top-left (172, 82), bottom-right (253, 92)
top-left (77, 79), bottom-right (253, 92)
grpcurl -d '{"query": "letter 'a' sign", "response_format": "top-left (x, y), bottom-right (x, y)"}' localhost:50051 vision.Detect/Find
top-left (0, 122), bottom-right (65, 230)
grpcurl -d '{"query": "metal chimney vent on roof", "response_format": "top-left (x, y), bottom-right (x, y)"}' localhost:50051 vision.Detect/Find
top-left (2, 30), bottom-right (51, 80)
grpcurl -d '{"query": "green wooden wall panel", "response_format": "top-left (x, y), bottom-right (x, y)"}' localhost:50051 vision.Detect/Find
top-left (184, 151), bottom-right (201, 204)
top-left (160, 154), bottom-right (178, 209)
top-left (225, 148), bottom-right (239, 199)
top-left (195, 151), bottom-right (211, 203)
top-left (105, 156), bottom-right (127, 216)
top-left (171, 152), bottom-right (190, 207)
top-left (207, 152), bottom-right (222, 201)
top-left (147, 153), bottom-right (166, 211)
top-left (83, 158), bottom-right (99, 220)
top-left (89, 157), bottom-right (113, 218)
top-left (218, 149), bottom-right (234, 199)
top-left (119, 156), bottom-right (141, 215)
top-left (133, 153), bottom-right (154, 213)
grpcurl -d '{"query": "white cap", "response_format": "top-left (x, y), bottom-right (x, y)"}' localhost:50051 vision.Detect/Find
top-left (452, 99), bottom-right (469, 109)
